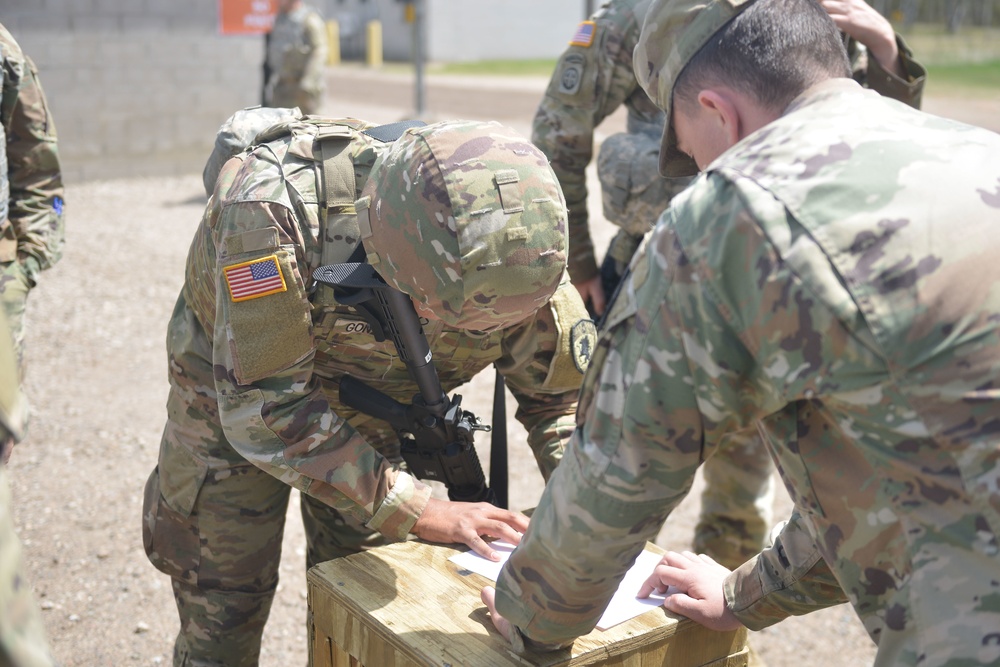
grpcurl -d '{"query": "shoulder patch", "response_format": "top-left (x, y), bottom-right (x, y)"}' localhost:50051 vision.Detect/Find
top-left (569, 20), bottom-right (596, 47)
top-left (557, 53), bottom-right (586, 96)
top-left (224, 255), bottom-right (288, 302)
top-left (571, 319), bottom-right (598, 373)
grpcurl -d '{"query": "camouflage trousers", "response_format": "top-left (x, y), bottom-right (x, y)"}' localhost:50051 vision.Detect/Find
top-left (142, 295), bottom-right (398, 667)
top-left (0, 465), bottom-right (55, 667)
top-left (695, 429), bottom-right (775, 569)
top-left (0, 259), bottom-right (32, 377)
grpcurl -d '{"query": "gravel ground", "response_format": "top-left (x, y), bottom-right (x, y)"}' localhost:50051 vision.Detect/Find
top-left (7, 67), bottom-right (999, 667)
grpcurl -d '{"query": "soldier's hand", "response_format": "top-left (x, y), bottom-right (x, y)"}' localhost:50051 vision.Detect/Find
top-left (411, 497), bottom-right (529, 561)
top-left (480, 585), bottom-right (514, 641)
top-left (820, 0), bottom-right (903, 77)
top-left (638, 550), bottom-right (743, 632)
top-left (573, 275), bottom-right (606, 318)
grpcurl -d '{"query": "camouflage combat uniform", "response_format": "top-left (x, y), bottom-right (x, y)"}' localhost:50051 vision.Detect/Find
top-left (263, 3), bottom-right (327, 115)
top-left (0, 307), bottom-right (54, 667)
top-left (142, 116), bottom-right (591, 666)
top-left (534, 0), bottom-right (929, 569)
top-left (531, 0), bottom-right (688, 295)
top-left (534, 0), bottom-right (769, 568)
top-left (0, 23), bottom-right (65, 374)
top-left (496, 61), bottom-right (1000, 667)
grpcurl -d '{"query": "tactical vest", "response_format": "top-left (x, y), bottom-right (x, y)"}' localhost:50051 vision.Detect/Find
top-left (185, 117), bottom-right (416, 333)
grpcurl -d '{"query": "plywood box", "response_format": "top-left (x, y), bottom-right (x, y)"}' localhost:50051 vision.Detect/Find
top-left (308, 540), bottom-right (748, 667)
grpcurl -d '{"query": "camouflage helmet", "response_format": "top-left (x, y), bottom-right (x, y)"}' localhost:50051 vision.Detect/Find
top-left (597, 131), bottom-right (692, 236)
top-left (359, 119), bottom-right (568, 331)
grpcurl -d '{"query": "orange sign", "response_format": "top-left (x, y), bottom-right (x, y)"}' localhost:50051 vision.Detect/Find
top-left (219, 0), bottom-right (276, 35)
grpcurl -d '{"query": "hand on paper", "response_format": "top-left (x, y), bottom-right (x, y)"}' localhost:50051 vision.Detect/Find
top-left (411, 497), bottom-right (528, 561)
top-left (638, 550), bottom-right (743, 632)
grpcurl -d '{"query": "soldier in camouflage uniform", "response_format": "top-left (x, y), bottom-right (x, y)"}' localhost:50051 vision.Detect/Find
top-left (0, 307), bottom-right (55, 667)
top-left (484, 0), bottom-right (1000, 664)
top-left (533, 0), bottom-right (926, 570)
top-left (142, 113), bottom-right (594, 666)
top-left (0, 23), bottom-right (65, 387)
top-left (263, 0), bottom-right (328, 115)
top-left (531, 0), bottom-right (688, 318)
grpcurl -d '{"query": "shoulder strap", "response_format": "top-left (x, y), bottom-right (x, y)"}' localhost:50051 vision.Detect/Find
top-left (316, 124), bottom-right (356, 210)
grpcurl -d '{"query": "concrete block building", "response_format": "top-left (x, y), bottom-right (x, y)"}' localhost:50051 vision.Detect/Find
top-left (1, 0), bottom-right (583, 183)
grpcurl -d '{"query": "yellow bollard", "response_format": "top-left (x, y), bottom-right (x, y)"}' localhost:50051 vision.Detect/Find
top-left (366, 20), bottom-right (383, 68)
top-left (326, 20), bottom-right (340, 66)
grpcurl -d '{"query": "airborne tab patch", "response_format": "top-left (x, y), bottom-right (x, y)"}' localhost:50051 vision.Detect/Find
top-left (569, 20), bottom-right (596, 47)
top-left (224, 255), bottom-right (288, 302)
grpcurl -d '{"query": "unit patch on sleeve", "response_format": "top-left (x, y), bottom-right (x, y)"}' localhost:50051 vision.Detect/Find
top-left (224, 255), bottom-right (288, 302)
top-left (569, 20), bottom-right (596, 47)
top-left (571, 319), bottom-right (598, 374)
top-left (557, 53), bottom-right (586, 95)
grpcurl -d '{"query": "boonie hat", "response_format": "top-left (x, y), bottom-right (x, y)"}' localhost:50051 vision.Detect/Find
top-left (634, 0), bottom-right (757, 177)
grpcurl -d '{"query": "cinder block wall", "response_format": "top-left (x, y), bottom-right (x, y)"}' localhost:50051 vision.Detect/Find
top-left (2, 0), bottom-right (585, 183)
top-left (2, 0), bottom-right (263, 183)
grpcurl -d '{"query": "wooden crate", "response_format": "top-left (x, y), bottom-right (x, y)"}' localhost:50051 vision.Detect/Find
top-left (307, 540), bottom-right (748, 667)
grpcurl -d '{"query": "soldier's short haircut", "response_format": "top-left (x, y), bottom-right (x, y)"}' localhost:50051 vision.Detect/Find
top-left (673, 0), bottom-right (851, 115)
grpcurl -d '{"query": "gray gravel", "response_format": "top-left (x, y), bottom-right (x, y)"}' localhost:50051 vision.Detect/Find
top-left (14, 68), bottom-right (997, 666)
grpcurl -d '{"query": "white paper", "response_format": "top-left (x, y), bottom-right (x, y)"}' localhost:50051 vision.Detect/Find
top-left (450, 542), bottom-right (667, 630)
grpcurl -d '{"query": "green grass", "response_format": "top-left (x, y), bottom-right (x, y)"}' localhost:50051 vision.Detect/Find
top-left (925, 59), bottom-right (1000, 94)
top-left (379, 23), bottom-right (1000, 94)
top-left (896, 24), bottom-right (1000, 95)
top-left (430, 59), bottom-right (558, 77)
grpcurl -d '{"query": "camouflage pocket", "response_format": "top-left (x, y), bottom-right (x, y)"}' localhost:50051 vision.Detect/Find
top-left (311, 309), bottom-right (397, 379)
top-left (223, 248), bottom-right (312, 385)
top-left (544, 281), bottom-right (596, 388)
top-left (141, 443), bottom-right (208, 583)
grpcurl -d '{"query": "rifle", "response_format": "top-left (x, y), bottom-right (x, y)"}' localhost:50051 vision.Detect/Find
top-left (311, 261), bottom-right (498, 505)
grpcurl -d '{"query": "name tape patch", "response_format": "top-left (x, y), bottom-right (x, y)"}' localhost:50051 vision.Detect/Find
top-left (224, 255), bottom-right (288, 302)
top-left (569, 20), bottom-right (596, 47)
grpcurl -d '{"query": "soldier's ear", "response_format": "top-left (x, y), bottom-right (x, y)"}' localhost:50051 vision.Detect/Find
top-left (694, 89), bottom-right (741, 148)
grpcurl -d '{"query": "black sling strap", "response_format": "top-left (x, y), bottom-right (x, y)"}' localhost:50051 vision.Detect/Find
top-left (343, 122), bottom-right (510, 507)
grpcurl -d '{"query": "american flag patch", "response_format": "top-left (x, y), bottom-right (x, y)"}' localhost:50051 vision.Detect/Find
top-left (569, 20), bottom-right (596, 47)
top-left (224, 255), bottom-right (287, 302)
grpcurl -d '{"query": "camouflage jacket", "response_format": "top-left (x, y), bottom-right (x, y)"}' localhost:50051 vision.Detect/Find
top-left (185, 118), bottom-right (587, 539)
top-left (265, 5), bottom-right (327, 98)
top-left (0, 23), bottom-right (64, 280)
top-left (846, 33), bottom-right (926, 109)
top-left (532, 0), bottom-right (926, 287)
top-left (531, 0), bottom-right (666, 284)
top-left (496, 79), bottom-right (1000, 666)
